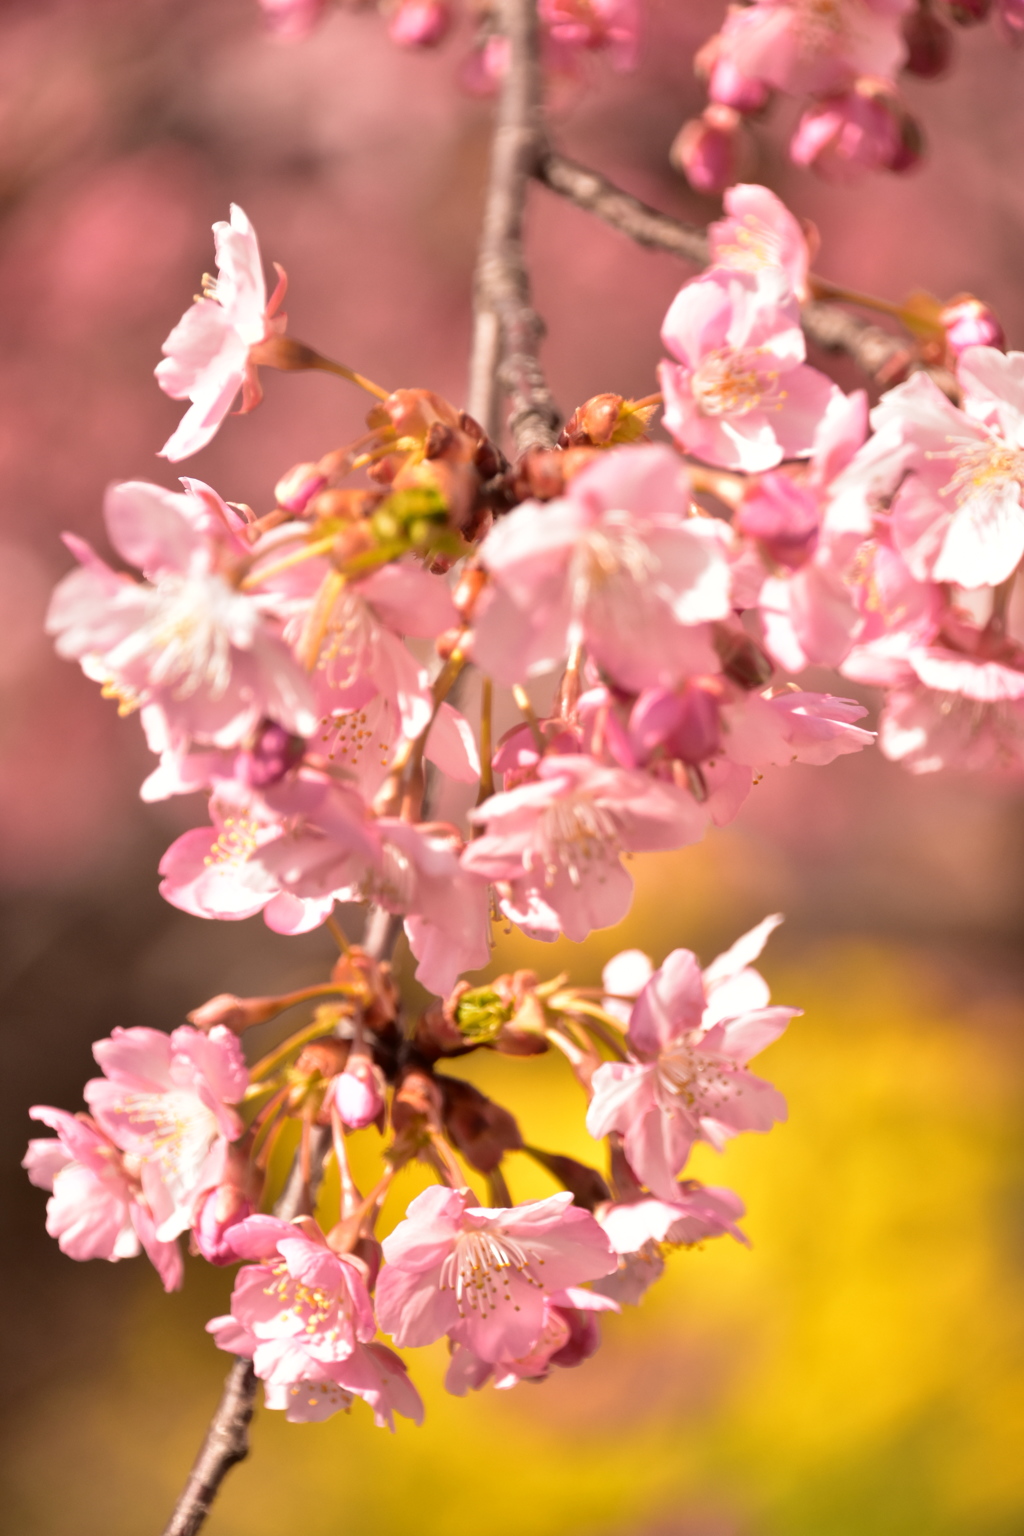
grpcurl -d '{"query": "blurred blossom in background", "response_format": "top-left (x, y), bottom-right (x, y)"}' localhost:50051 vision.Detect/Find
top-left (3, 0), bottom-right (1024, 1532)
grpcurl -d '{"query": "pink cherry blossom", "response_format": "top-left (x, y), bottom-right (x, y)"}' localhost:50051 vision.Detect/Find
top-left (854, 353), bottom-right (1024, 589)
top-left (540, 0), bottom-right (640, 69)
top-left (878, 672), bottom-right (1024, 774)
top-left (598, 1179), bottom-right (748, 1253)
top-left (157, 205), bottom-right (286, 461)
top-left (725, 0), bottom-right (910, 98)
top-left (790, 84), bottom-right (911, 182)
top-left (388, 0), bottom-right (452, 47)
top-left (24, 1107), bottom-right (183, 1290)
top-left (463, 753), bottom-right (709, 943)
top-left (375, 1186), bottom-right (616, 1363)
top-left (83, 1024), bottom-right (248, 1242)
top-left (708, 183), bottom-right (812, 302)
top-left (472, 445), bottom-right (732, 692)
top-left (721, 688), bottom-right (874, 767)
top-left (671, 107), bottom-right (754, 197)
top-left (47, 480), bottom-right (317, 752)
top-left (207, 1215), bottom-right (424, 1429)
top-left (587, 917), bottom-right (797, 1197)
top-left (659, 267), bottom-right (840, 472)
top-left (444, 1286), bottom-right (616, 1394)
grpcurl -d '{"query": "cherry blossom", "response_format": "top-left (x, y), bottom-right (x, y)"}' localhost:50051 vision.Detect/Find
top-left (587, 918), bottom-right (798, 1197)
top-left (708, 183), bottom-right (813, 302)
top-left (157, 205), bottom-right (286, 461)
top-left (463, 753), bottom-right (709, 942)
top-left (23, 1107), bottom-right (183, 1290)
top-left (83, 1024), bottom-right (248, 1242)
top-left (47, 480), bottom-right (316, 752)
top-left (208, 1215), bottom-right (424, 1430)
top-left (659, 267), bottom-right (840, 472)
top-left (375, 1187), bottom-right (616, 1362)
top-left (471, 445), bottom-right (732, 692)
top-left (598, 1179), bottom-right (749, 1254)
top-left (723, 0), bottom-right (911, 98)
top-left (849, 350), bottom-right (1024, 589)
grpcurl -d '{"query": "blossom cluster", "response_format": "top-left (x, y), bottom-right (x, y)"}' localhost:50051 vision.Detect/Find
top-left (26, 180), bottom-right (1022, 1431)
top-left (257, 0), bottom-right (638, 88)
top-left (678, 0), bottom-right (1023, 192)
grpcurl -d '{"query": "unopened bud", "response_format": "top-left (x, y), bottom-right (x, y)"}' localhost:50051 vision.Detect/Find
top-left (440, 1078), bottom-right (523, 1173)
top-left (193, 1181), bottom-right (255, 1265)
top-left (388, 0), bottom-right (452, 47)
top-left (901, 6), bottom-right (954, 76)
top-left (237, 720), bottom-right (305, 789)
top-left (940, 295), bottom-right (1005, 356)
top-left (708, 56), bottom-right (770, 112)
top-left (308, 487), bottom-right (379, 522)
top-left (670, 106), bottom-right (753, 196)
top-left (329, 948), bottom-right (399, 1030)
top-left (391, 1068), bottom-right (443, 1136)
top-left (275, 462), bottom-right (328, 514)
top-left (329, 1049), bottom-right (386, 1130)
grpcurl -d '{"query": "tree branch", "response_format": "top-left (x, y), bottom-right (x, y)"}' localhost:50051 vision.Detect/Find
top-left (535, 148), bottom-right (952, 390)
top-left (467, 0), bottom-right (559, 452)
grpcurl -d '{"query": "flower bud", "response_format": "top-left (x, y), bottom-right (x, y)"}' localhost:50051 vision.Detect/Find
top-left (670, 106), bottom-right (753, 196)
top-left (388, 0), bottom-right (452, 47)
top-left (329, 1048), bottom-right (386, 1130)
top-left (939, 295), bottom-right (1006, 356)
top-left (998, 0), bottom-right (1024, 35)
top-left (708, 56), bottom-right (770, 112)
top-left (901, 6), bottom-right (954, 75)
top-left (193, 1181), bottom-right (255, 1264)
top-left (237, 720), bottom-right (305, 789)
top-left (440, 1078), bottom-right (523, 1173)
top-left (274, 462), bottom-right (328, 514)
top-left (629, 683), bottom-right (722, 767)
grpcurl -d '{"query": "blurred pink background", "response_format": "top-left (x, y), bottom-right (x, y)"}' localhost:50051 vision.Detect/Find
top-left (3, 2), bottom-right (1024, 1532)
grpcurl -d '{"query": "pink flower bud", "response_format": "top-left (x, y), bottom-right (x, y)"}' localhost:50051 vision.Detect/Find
top-left (237, 720), bottom-right (305, 789)
top-left (940, 296), bottom-right (1006, 356)
top-left (259, 0), bottom-right (327, 39)
top-left (330, 1053), bottom-right (386, 1130)
top-left (389, 0), bottom-right (452, 48)
top-left (998, 0), bottom-right (1024, 36)
top-left (629, 683), bottom-right (722, 767)
top-left (708, 56), bottom-right (770, 113)
top-left (193, 1182), bottom-right (255, 1265)
top-left (274, 461), bottom-right (328, 513)
top-left (670, 106), bottom-right (753, 196)
top-left (901, 7), bottom-right (954, 75)
top-left (790, 83), bottom-right (918, 183)
top-left (738, 473), bottom-right (820, 569)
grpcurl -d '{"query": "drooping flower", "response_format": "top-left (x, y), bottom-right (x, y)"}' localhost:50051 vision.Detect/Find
top-left (157, 205), bottom-right (287, 461)
top-left (207, 1215), bottom-right (424, 1430)
top-left (444, 1286), bottom-right (617, 1394)
top-left (659, 267), bottom-right (840, 472)
top-left (587, 917), bottom-right (798, 1197)
top-left (375, 1186), bottom-right (616, 1363)
top-left (724, 0), bottom-right (911, 98)
top-left (83, 1024), bottom-right (248, 1241)
top-left (23, 1106), bottom-right (183, 1290)
top-left (47, 480), bottom-right (317, 752)
top-left (471, 445), bottom-right (732, 692)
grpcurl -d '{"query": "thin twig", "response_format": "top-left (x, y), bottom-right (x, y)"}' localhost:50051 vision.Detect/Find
top-left (535, 148), bottom-right (954, 391)
top-left (467, 0), bottom-right (560, 451)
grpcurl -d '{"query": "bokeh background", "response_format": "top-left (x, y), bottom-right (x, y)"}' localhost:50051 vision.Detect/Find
top-left (3, 0), bottom-right (1024, 1532)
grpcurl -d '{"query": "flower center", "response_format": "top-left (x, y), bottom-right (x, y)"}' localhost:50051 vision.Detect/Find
top-left (439, 1228), bottom-right (542, 1316)
top-left (796, 0), bottom-right (846, 53)
top-left (204, 814), bottom-right (261, 869)
top-left (118, 1089), bottom-right (220, 1178)
top-left (140, 572), bottom-right (247, 700)
top-left (263, 1259), bottom-right (348, 1339)
top-left (691, 350), bottom-right (781, 419)
top-left (657, 1040), bottom-right (730, 1109)
top-left (535, 794), bottom-right (621, 887)
top-left (937, 436), bottom-right (1024, 508)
